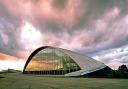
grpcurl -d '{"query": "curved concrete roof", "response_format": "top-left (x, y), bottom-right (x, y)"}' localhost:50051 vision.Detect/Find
top-left (23, 46), bottom-right (106, 76)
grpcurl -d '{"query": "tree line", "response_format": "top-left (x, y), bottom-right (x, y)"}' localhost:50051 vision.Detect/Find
top-left (112, 65), bottom-right (128, 78)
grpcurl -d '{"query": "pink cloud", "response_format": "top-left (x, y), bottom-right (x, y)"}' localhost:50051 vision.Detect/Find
top-left (0, 30), bottom-right (9, 45)
top-left (0, 0), bottom-right (128, 70)
top-left (2, 0), bottom-right (85, 27)
top-left (107, 59), bottom-right (122, 70)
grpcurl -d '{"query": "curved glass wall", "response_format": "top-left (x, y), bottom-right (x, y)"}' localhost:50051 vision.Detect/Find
top-left (24, 48), bottom-right (81, 75)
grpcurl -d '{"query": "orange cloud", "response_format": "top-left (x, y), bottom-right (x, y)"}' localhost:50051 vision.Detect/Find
top-left (16, 51), bottom-right (30, 59)
top-left (0, 52), bottom-right (17, 60)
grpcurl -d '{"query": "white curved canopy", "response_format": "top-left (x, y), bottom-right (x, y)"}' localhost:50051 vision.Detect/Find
top-left (58, 48), bottom-right (106, 76)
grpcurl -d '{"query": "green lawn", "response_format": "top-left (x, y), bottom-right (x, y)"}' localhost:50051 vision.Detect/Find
top-left (0, 73), bottom-right (128, 89)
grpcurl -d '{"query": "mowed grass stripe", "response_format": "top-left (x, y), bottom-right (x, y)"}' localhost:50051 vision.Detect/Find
top-left (0, 73), bottom-right (128, 89)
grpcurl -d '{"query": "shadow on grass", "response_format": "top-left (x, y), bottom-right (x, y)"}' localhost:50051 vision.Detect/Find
top-left (0, 76), bottom-right (5, 78)
top-left (88, 87), bottom-right (104, 89)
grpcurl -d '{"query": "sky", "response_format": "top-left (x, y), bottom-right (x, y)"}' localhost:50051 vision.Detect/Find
top-left (0, 0), bottom-right (128, 71)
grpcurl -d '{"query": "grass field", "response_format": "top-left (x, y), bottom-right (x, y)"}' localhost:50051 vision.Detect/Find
top-left (0, 73), bottom-right (128, 89)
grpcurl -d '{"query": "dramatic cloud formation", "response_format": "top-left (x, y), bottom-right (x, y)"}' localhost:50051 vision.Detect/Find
top-left (0, 0), bottom-right (128, 70)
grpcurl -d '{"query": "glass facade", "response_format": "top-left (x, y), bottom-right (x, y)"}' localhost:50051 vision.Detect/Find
top-left (24, 48), bottom-right (81, 75)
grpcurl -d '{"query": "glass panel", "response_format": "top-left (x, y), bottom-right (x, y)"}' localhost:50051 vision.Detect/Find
top-left (25, 48), bottom-right (81, 75)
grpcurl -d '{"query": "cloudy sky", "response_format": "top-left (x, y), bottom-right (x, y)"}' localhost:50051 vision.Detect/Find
top-left (0, 0), bottom-right (128, 71)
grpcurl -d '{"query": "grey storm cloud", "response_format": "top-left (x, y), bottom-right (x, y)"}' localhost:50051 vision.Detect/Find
top-left (0, 2), bottom-right (23, 57)
top-left (91, 45), bottom-right (128, 68)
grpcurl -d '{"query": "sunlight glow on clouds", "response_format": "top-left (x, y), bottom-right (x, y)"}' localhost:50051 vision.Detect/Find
top-left (21, 21), bottom-right (42, 51)
top-left (0, 60), bottom-right (26, 71)
top-left (0, 53), bottom-right (26, 71)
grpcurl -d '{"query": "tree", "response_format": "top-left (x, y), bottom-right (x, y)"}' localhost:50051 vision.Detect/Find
top-left (118, 65), bottom-right (128, 72)
top-left (117, 65), bottom-right (128, 78)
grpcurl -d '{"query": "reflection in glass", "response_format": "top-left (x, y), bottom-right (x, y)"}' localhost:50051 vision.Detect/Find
top-left (25, 48), bottom-right (81, 75)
